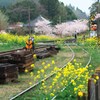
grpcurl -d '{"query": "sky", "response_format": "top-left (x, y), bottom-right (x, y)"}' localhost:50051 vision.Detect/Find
top-left (59, 0), bottom-right (95, 15)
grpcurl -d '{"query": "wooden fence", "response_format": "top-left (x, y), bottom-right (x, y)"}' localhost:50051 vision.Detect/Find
top-left (78, 67), bottom-right (100, 100)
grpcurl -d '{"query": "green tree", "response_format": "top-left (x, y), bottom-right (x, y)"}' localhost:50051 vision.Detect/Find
top-left (68, 4), bottom-right (88, 19)
top-left (0, 10), bottom-right (8, 31)
top-left (57, 2), bottom-right (67, 23)
top-left (89, 2), bottom-right (98, 15)
top-left (65, 6), bottom-right (77, 21)
top-left (39, 0), bottom-right (77, 24)
top-left (39, 0), bottom-right (60, 24)
top-left (5, 0), bottom-right (38, 23)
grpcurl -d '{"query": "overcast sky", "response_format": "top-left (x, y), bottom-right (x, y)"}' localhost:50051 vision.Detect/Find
top-left (59, 0), bottom-right (95, 15)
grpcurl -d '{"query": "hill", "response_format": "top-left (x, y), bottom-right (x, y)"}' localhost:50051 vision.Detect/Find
top-left (0, 0), bottom-right (18, 7)
top-left (68, 4), bottom-right (88, 19)
top-left (0, 0), bottom-right (39, 7)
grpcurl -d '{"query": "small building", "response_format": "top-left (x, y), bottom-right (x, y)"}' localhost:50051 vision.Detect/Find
top-left (24, 15), bottom-right (51, 33)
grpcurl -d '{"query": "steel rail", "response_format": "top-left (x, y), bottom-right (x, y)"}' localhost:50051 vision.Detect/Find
top-left (52, 43), bottom-right (91, 100)
top-left (10, 43), bottom-right (75, 100)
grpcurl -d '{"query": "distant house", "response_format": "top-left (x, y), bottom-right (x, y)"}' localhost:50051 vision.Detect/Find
top-left (7, 22), bottom-right (23, 33)
top-left (24, 15), bottom-right (51, 31)
top-left (8, 22), bottom-right (23, 30)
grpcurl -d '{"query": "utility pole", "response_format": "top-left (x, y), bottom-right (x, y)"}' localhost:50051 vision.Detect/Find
top-left (28, 7), bottom-right (31, 35)
top-left (97, 0), bottom-right (100, 37)
top-left (9, 7), bottom-right (33, 35)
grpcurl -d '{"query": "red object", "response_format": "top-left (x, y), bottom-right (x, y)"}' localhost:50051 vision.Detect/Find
top-left (91, 24), bottom-right (97, 31)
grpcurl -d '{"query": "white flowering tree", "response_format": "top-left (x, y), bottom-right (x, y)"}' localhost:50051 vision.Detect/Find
top-left (34, 21), bottom-right (52, 35)
top-left (33, 19), bottom-right (89, 37)
top-left (95, 13), bottom-right (100, 20)
top-left (54, 19), bottom-right (89, 36)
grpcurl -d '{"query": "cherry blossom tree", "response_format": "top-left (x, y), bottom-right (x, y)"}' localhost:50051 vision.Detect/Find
top-left (34, 21), bottom-right (52, 35)
top-left (54, 19), bottom-right (89, 36)
top-left (95, 13), bottom-right (100, 20)
top-left (34, 19), bottom-right (89, 37)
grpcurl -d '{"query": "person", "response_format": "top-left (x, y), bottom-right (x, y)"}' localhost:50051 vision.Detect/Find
top-left (74, 31), bottom-right (77, 41)
top-left (29, 36), bottom-right (35, 51)
top-left (26, 38), bottom-right (32, 50)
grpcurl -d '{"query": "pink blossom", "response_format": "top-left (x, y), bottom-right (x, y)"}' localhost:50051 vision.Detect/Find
top-left (95, 13), bottom-right (100, 20)
top-left (54, 20), bottom-right (88, 36)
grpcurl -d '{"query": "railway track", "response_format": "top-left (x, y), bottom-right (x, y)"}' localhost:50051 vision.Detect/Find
top-left (9, 42), bottom-right (91, 100)
top-left (0, 44), bottom-right (59, 61)
top-left (52, 43), bottom-right (91, 100)
top-left (0, 39), bottom-right (76, 100)
top-left (9, 43), bottom-right (75, 100)
top-left (0, 38), bottom-right (75, 56)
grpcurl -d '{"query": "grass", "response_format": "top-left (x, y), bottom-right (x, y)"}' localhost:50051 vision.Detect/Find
top-left (0, 44), bottom-right (73, 100)
top-left (0, 44), bottom-right (23, 52)
top-left (13, 44), bottom-right (91, 100)
top-left (0, 36), bottom-right (100, 100)
top-left (82, 45), bottom-right (100, 70)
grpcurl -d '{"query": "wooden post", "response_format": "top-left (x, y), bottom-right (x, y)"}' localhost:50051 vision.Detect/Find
top-left (97, 73), bottom-right (100, 100)
top-left (95, 71), bottom-right (100, 100)
top-left (88, 78), bottom-right (96, 100)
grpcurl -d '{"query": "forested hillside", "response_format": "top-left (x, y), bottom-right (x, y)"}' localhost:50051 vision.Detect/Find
top-left (68, 4), bottom-right (88, 19)
top-left (0, 0), bottom-right (20, 7)
top-left (0, 0), bottom-right (87, 24)
top-left (0, 0), bottom-right (39, 7)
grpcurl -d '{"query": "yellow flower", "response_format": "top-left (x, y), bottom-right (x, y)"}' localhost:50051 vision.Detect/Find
top-left (73, 59), bottom-right (76, 62)
top-left (44, 75), bottom-right (47, 78)
top-left (78, 91), bottom-right (83, 97)
top-left (36, 75), bottom-right (40, 79)
top-left (61, 82), bottom-right (64, 86)
top-left (44, 90), bottom-right (47, 93)
top-left (71, 80), bottom-right (74, 83)
top-left (37, 71), bottom-right (40, 74)
top-left (25, 69), bottom-right (28, 73)
top-left (42, 83), bottom-right (45, 86)
top-left (33, 54), bottom-right (37, 58)
top-left (31, 64), bottom-right (35, 68)
top-left (41, 69), bottom-right (44, 73)
top-left (30, 72), bottom-right (34, 77)
top-left (52, 60), bottom-right (55, 64)
top-left (86, 66), bottom-right (88, 68)
top-left (74, 87), bottom-right (77, 91)
top-left (95, 76), bottom-right (99, 80)
top-left (42, 62), bottom-right (45, 65)
top-left (47, 64), bottom-right (50, 67)
top-left (29, 82), bottom-right (32, 85)
top-left (72, 82), bottom-right (76, 86)
top-left (49, 86), bottom-right (52, 89)
top-left (50, 93), bottom-right (54, 97)
top-left (91, 70), bottom-right (94, 72)
top-left (94, 79), bottom-right (97, 83)
top-left (78, 85), bottom-right (84, 89)
top-left (44, 66), bottom-right (47, 69)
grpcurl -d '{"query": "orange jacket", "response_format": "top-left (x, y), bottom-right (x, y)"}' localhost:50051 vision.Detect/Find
top-left (26, 40), bottom-right (32, 49)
